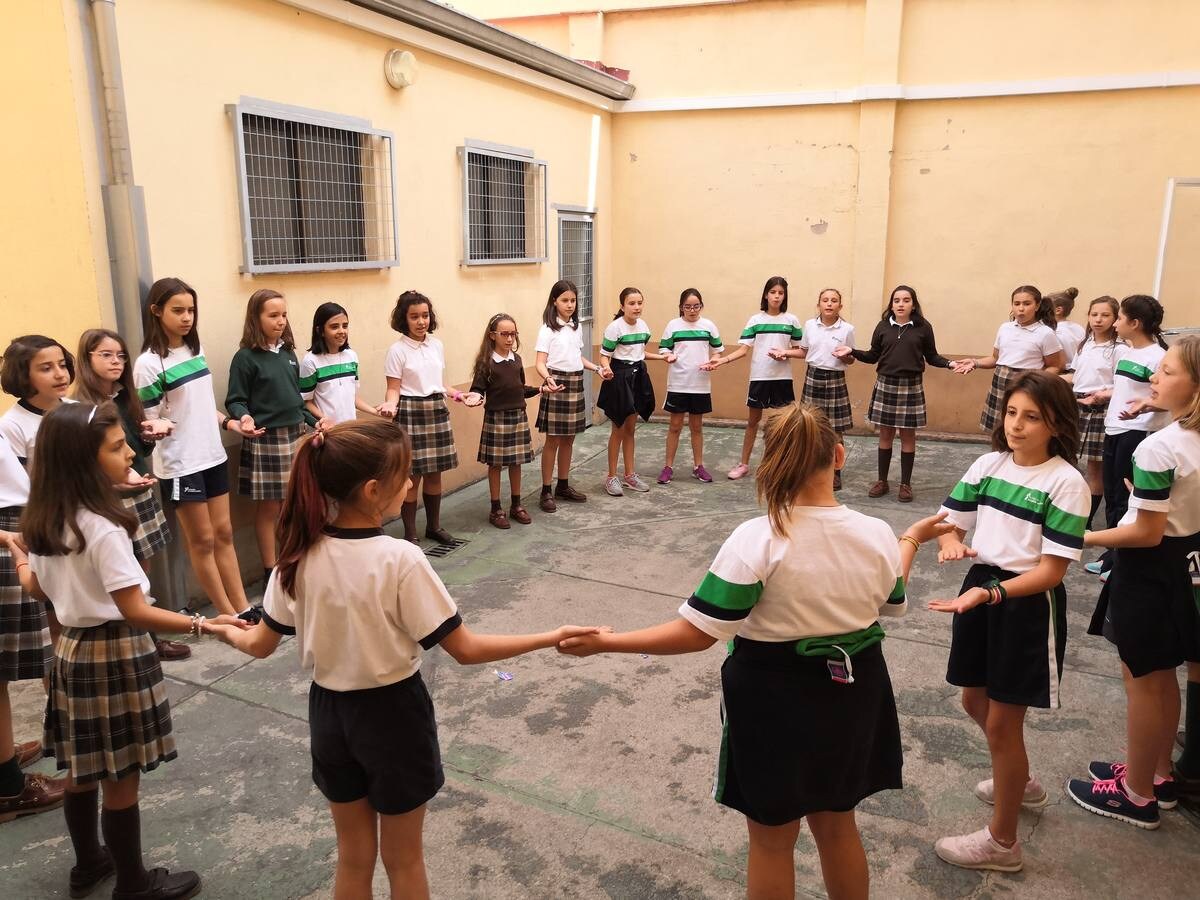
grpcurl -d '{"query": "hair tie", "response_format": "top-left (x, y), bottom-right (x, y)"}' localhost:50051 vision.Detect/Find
top-left (311, 430), bottom-right (325, 449)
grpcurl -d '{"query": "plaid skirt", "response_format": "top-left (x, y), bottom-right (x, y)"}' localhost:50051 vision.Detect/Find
top-left (120, 488), bottom-right (170, 562)
top-left (239, 423), bottom-right (305, 500)
top-left (0, 505), bottom-right (51, 682)
top-left (867, 374), bottom-right (927, 429)
top-left (801, 367), bottom-right (852, 432)
top-left (395, 395), bottom-right (459, 476)
top-left (1077, 397), bottom-right (1109, 463)
top-left (535, 369), bottom-right (586, 436)
top-left (44, 621), bottom-right (176, 785)
top-left (478, 407), bottom-right (534, 467)
top-left (980, 366), bottom-right (1020, 433)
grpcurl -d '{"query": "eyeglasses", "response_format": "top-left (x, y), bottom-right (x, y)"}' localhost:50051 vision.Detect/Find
top-left (681, 304), bottom-right (702, 311)
top-left (494, 331), bottom-right (519, 338)
top-left (91, 351), bottom-right (128, 362)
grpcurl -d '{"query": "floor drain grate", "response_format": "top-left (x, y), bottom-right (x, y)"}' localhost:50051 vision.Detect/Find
top-left (425, 538), bottom-right (469, 558)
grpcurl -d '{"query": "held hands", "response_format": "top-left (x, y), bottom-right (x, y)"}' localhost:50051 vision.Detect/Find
top-left (139, 418), bottom-right (174, 441)
top-left (115, 469), bottom-right (156, 494)
top-left (698, 358), bottom-right (723, 372)
top-left (462, 392), bottom-right (485, 407)
top-left (832, 345), bottom-right (854, 360)
top-left (937, 537), bottom-right (978, 564)
top-left (376, 402), bottom-right (398, 418)
top-left (928, 586), bottom-right (991, 614)
top-left (556, 625), bottom-right (613, 657)
top-left (544, 375), bottom-right (565, 394)
top-left (951, 360), bottom-right (975, 375)
top-left (597, 364), bottom-right (614, 381)
top-left (903, 512), bottom-right (958, 545)
top-left (233, 415), bottom-right (266, 438)
top-left (766, 348), bottom-right (789, 361)
top-left (202, 615), bottom-right (253, 646)
top-left (662, 352), bottom-right (678, 365)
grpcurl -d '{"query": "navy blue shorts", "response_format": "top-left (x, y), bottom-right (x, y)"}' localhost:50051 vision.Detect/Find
top-left (165, 461), bottom-right (229, 504)
top-left (746, 379), bottom-right (795, 410)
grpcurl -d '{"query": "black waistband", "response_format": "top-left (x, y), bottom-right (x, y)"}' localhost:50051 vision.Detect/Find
top-left (730, 634), bottom-right (885, 662)
top-left (608, 359), bottom-right (643, 370)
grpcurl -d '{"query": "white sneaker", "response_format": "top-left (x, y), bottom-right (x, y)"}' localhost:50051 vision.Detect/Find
top-left (623, 473), bottom-right (650, 493)
top-left (727, 463), bottom-right (750, 480)
top-left (934, 826), bottom-right (1023, 872)
top-left (974, 774), bottom-right (1049, 809)
top-left (604, 476), bottom-right (624, 497)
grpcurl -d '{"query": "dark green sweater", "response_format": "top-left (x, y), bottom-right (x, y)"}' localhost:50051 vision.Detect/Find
top-left (226, 346), bottom-right (316, 429)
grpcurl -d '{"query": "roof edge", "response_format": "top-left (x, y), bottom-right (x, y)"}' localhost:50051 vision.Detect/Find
top-left (348, 0), bottom-right (636, 100)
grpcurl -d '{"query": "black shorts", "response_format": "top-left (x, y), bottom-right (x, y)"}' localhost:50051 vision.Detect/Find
top-left (663, 392), bottom-right (712, 415)
top-left (308, 673), bottom-right (443, 814)
top-left (164, 461), bottom-right (229, 504)
top-left (946, 564), bottom-right (1067, 709)
top-left (746, 379), bottom-right (795, 410)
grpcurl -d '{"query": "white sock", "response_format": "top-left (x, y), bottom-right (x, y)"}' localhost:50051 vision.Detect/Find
top-left (1121, 778), bottom-right (1154, 806)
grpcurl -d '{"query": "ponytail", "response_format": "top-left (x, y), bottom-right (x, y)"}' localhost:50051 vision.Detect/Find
top-left (755, 403), bottom-right (839, 537)
top-left (275, 421), bottom-right (412, 594)
top-left (1120, 294), bottom-right (1167, 348)
top-left (615, 286), bottom-right (643, 320)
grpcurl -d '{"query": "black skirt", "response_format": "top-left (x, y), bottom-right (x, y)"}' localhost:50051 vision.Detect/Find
top-left (597, 359), bottom-right (655, 424)
top-left (715, 638), bottom-right (902, 825)
top-left (1088, 535), bottom-right (1200, 677)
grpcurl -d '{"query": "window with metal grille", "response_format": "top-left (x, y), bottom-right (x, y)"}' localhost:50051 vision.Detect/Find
top-left (227, 98), bottom-right (398, 273)
top-left (558, 215), bottom-right (594, 320)
top-left (460, 140), bottom-right (548, 265)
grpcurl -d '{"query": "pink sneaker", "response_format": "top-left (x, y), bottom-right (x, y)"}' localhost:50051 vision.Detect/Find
top-left (973, 774), bottom-right (1048, 809)
top-left (727, 463), bottom-right (750, 480)
top-left (934, 827), bottom-right (1022, 872)
top-left (692, 465), bottom-right (713, 483)
top-left (657, 466), bottom-right (673, 485)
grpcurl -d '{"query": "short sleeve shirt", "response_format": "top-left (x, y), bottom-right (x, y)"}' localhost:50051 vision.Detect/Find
top-left (994, 321), bottom-right (1061, 369)
top-left (1105, 343), bottom-right (1171, 435)
top-left (384, 336), bottom-right (446, 397)
top-left (800, 317), bottom-right (855, 370)
top-left (1056, 321), bottom-right (1087, 367)
top-left (300, 349), bottom-right (360, 424)
top-left (659, 317), bottom-right (723, 394)
top-left (1129, 422), bottom-right (1200, 538)
top-left (1070, 338), bottom-right (1126, 395)
top-left (133, 346), bottom-right (227, 479)
top-left (535, 320), bottom-right (585, 372)
top-left (739, 312), bottom-right (804, 382)
top-left (0, 435), bottom-right (30, 506)
top-left (600, 317), bottom-right (651, 362)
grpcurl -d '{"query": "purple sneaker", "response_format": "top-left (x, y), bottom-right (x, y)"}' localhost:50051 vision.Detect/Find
top-left (657, 466), bottom-right (673, 484)
top-left (692, 465), bottom-right (713, 483)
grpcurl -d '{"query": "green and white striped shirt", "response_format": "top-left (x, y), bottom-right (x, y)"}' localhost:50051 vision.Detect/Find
top-left (1129, 422), bottom-right (1200, 538)
top-left (738, 312), bottom-right (803, 381)
top-left (1105, 343), bottom-right (1169, 435)
top-left (300, 349), bottom-right (360, 425)
top-left (601, 317), bottom-right (652, 363)
top-left (659, 316), bottom-right (722, 393)
top-left (133, 346), bottom-right (226, 479)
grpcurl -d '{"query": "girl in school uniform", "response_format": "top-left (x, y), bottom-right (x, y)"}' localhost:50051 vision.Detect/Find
top-left (929, 371), bottom-right (1090, 872)
top-left (133, 277), bottom-right (256, 619)
top-left (463, 313), bottom-right (548, 529)
top-left (656, 288), bottom-right (724, 485)
top-left (226, 289), bottom-right (324, 584)
top-left (954, 285), bottom-right (1066, 432)
top-left (1068, 335), bottom-right (1200, 828)
top-left (0, 334), bottom-right (76, 467)
top-left (73, 328), bottom-right (190, 661)
top-left (1048, 288), bottom-right (1086, 368)
top-left (1088, 295), bottom-right (1171, 576)
top-left (533, 280), bottom-right (609, 512)
top-left (219, 420), bottom-right (600, 898)
top-left (6, 401), bottom-right (245, 900)
top-left (377, 291), bottom-right (464, 544)
top-left (299, 301), bottom-right (380, 427)
top-left (771, 288), bottom-right (855, 490)
top-left (0, 431), bottom-right (61, 823)
top-left (705, 276), bottom-right (804, 480)
top-left (1059, 296), bottom-right (1124, 528)
top-left (846, 285), bottom-right (955, 502)
top-left (598, 287), bottom-right (668, 497)
top-left (559, 402), bottom-right (952, 900)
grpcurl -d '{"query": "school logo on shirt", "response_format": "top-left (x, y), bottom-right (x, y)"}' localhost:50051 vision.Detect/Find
top-left (1022, 491), bottom-right (1045, 512)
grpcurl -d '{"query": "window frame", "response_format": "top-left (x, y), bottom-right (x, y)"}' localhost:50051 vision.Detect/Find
top-left (459, 138), bottom-right (549, 266)
top-left (227, 96), bottom-right (400, 274)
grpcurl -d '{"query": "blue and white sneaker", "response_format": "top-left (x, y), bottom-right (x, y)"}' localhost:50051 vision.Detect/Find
top-left (1067, 777), bottom-right (1160, 829)
top-left (1084, 561), bottom-right (1105, 575)
top-left (1088, 761), bottom-right (1178, 809)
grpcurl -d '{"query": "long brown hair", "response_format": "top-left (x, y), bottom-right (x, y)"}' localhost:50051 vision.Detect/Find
top-left (471, 313), bottom-right (520, 388)
top-left (241, 289), bottom-right (295, 351)
top-left (1173, 335), bottom-right (1200, 433)
top-left (991, 370), bottom-right (1079, 464)
top-left (542, 280), bottom-right (578, 331)
top-left (142, 277), bottom-right (200, 357)
top-left (1011, 285), bottom-right (1056, 330)
top-left (73, 329), bottom-right (147, 425)
top-left (755, 403), bottom-right (839, 537)
top-left (22, 402), bottom-right (136, 555)
top-left (1080, 295), bottom-right (1119, 353)
top-left (275, 421), bottom-right (412, 594)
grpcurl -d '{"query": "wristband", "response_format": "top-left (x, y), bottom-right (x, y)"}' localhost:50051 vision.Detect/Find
top-left (221, 415), bottom-right (231, 431)
top-left (15, 561), bottom-right (29, 570)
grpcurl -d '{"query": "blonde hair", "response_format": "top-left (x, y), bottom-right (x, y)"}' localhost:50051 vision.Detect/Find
top-left (1174, 335), bottom-right (1200, 432)
top-left (756, 403), bottom-right (839, 537)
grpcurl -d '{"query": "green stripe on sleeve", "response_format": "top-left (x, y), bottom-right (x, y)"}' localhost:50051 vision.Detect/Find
top-left (298, 372), bottom-right (318, 392)
top-left (693, 571), bottom-right (762, 611)
top-left (948, 479), bottom-right (981, 504)
top-left (740, 323), bottom-right (798, 339)
top-left (1133, 463), bottom-right (1174, 491)
top-left (790, 326), bottom-right (804, 339)
top-left (616, 332), bottom-right (650, 345)
top-left (1043, 503), bottom-right (1086, 539)
top-left (162, 354), bottom-right (209, 386)
top-left (137, 379), bottom-right (164, 402)
top-left (601, 337), bottom-right (617, 352)
top-left (1115, 358), bottom-right (1153, 382)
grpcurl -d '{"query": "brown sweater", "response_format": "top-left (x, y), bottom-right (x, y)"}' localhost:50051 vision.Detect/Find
top-left (469, 353), bottom-right (540, 411)
top-left (852, 319), bottom-right (952, 377)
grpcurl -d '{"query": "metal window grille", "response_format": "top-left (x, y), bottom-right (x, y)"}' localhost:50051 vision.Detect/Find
top-left (228, 98), bottom-right (398, 273)
top-left (558, 216), bottom-right (594, 320)
top-left (460, 141), bottom-right (547, 265)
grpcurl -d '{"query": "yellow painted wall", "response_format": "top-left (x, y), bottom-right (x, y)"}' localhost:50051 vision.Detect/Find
top-left (489, 15), bottom-right (571, 56)
top-left (113, 0), bottom-right (613, 490)
top-left (0, 0), bottom-right (109, 410)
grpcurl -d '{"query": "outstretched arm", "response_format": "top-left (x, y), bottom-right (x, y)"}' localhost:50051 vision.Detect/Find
top-left (558, 617), bottom-right (716, 657)
top-left (440, 622), bottom-right (604, 665)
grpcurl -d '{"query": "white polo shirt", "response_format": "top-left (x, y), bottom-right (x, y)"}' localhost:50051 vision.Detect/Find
top-left (0, 399), bottom-right (75, 466)
top-left (940, 451), bottom-right (1090, 573)
top-left (535, 319), bottom-right (585, 372)
top-left (739, 312), bottom-right (804, 382)
top-left (30, 509), bottom-right (151, 628)
top-left (1070, 338), bottom-right (1126, 395)
top-left (679, 506), bottom-right (906, 643)
top-left (994, 321), bottom-right (1061, 369)
top-left (300, 349), bottom-right (360, 424)
top-left (262, 526), bottom-right (462, 692)
top-left (1129, 422), bottom-right (1200, 538)
top-left (384, 335), bottom-right (448, 397)
top-left (800, 317), bottom-right (855, 371)
top-left (600, 317), bottom-right (651, 363)
top-left (0, 435), bottom-right (29, 507)
top-left (1056, 320), bottom-right (1086, 366)
top-left (659, 317), bottom-right (723, 394)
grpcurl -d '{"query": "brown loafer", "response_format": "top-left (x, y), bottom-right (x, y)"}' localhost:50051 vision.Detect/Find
top-left (15, 739), bottom-right (43, 769)
top-left (509, 506), bottom-right (532, 525)
top-left (112, 866), bottom-right (201, 900)
top-left (426, 527), bottom-right (455, 545)
top-left (69, 847), bottom-right (114, 898)
top-left (898, 483), bottom-right (913, 502)
top-left (538, 494), bottom-right (557, 513)
top-left (155, 639), bottom-right (192, 661)
top-left (868, 480), bottom-right (889, 498)
top-left (489, 509), bottom-right (511, 530)
top-left (554, 484), bottom-right (588, 503)
top-left (0, 772), bottom-right (66, 823)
